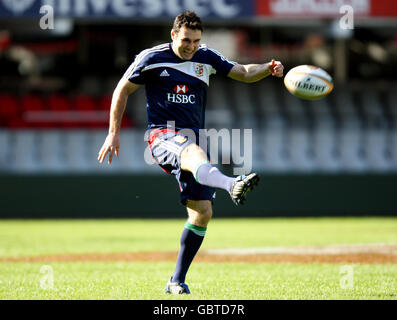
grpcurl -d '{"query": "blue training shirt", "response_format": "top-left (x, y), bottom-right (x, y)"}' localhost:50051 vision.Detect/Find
top-left (123, 43), bottom-right (236, 132)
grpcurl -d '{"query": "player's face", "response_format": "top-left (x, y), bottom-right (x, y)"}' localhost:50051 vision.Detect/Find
top-left (171, 26), bottom-right (201, 60)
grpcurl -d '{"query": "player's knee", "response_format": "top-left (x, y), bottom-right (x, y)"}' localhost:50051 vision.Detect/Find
top-left (181, 144), bottom-right (207, 161)
top-left (181, 144), bottom-right (208, 172)
top-left (199, 205), bottom-right (212, 220)
top-left (187, 200), bottom-right (212, 225)
top-left (190, 210), bottom-right (212, 226)
top-left (198, 203), bottom-right (213, 225)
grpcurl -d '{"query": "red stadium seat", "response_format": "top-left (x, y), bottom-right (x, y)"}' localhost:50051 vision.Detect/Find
top-left (20, 94), bottom-right (46, 111)
top-left (47, 94), bottom-right (74, 128)
top-left (74, 94), bottom-right (96, 111)
top-left (98, 95), bottom-right (112, 110)
top-left (47, 93), bottom-right (72, 111)
top-left (7, 118), bottom-right (30, 129)
top-left (19, 94), bottom-right (50, 128)
top-left (73, 94), bottom-right (107, 128)
top-left (121, 116), bottom-right (134, 128)
top-left (79, 94), bottom-right (110, 128)
top-left (96, 95), bottom-right (134, 128)
top-left (0, 94), bottom-right (19, 126)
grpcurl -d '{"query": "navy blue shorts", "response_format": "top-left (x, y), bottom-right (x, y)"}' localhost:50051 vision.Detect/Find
top-left (148, 128), bottom-right (216, 206)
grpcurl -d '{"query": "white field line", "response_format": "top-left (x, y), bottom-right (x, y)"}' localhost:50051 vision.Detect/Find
top-left (205, 244), bottom-right (397, 256)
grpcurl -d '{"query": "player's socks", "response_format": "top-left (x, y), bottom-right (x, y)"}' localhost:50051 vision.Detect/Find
top-left (195, 162), bottom-right (235, 193)
top-left (171, 222), bottom-right (206, 283)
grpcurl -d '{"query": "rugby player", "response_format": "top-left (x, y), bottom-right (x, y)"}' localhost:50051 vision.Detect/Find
top-left (98, 11), bottom-right (283, 294)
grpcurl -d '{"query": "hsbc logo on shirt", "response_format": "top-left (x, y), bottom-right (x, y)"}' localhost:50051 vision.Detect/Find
top-left (174, 85), bottom-right (188, 94)
top-left (167, 84), bottom-right (196, 104)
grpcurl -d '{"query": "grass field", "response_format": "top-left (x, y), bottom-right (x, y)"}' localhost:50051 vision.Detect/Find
top-left (0, 217), bottom-right (396, 300)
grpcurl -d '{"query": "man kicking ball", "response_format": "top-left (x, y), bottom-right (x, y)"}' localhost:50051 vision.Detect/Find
top-left (98, 11), bottom-right (284, 294)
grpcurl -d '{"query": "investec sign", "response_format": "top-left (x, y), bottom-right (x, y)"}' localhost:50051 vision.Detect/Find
top-left (0, 0), bottom-right (251, 18)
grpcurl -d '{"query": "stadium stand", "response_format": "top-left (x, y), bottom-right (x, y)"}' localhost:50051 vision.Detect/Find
top-left (0, 78), bottom-right (396, 173)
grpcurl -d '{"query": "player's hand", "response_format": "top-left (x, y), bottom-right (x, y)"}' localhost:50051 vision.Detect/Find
top-left (98, 133), bottom-right (120, 164)
top-left (269, 59), bottom-right (284, 78)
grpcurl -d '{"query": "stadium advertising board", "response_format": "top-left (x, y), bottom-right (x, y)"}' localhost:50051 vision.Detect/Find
top-left (0, 0), bottom-right (254, 18)
top-left (257, 0), bottom-right (397, 17)
top-left (0, 0), bottom-right (395, 18)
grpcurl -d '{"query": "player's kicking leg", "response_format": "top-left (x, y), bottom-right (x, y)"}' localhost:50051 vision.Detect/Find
top-left (180, 144), bottom-right (260, 205)
top-left (149, 130), bottom-right (259, 295)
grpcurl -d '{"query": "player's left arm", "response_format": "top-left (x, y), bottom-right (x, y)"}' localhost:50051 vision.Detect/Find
top-left (228, 59), bottom-right (284, 83)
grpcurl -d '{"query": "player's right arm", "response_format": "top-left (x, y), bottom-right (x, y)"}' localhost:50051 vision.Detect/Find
top-left (98, 78), bottom-right (140, 164)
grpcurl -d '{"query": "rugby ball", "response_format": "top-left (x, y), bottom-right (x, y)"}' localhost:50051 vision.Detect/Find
top-left (284, 65), bottom-right (333, 100)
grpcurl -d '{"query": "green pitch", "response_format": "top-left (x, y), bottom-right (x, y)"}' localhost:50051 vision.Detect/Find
top-left (0, 217), bottom-right (396, 299)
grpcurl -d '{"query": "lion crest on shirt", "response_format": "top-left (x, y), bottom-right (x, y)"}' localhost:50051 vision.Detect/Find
top-left (195, 64), bottom-right (204, 77)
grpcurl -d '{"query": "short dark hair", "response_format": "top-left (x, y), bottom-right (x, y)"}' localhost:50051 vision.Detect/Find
top-left (172, 11), bottom-right (203, 33)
